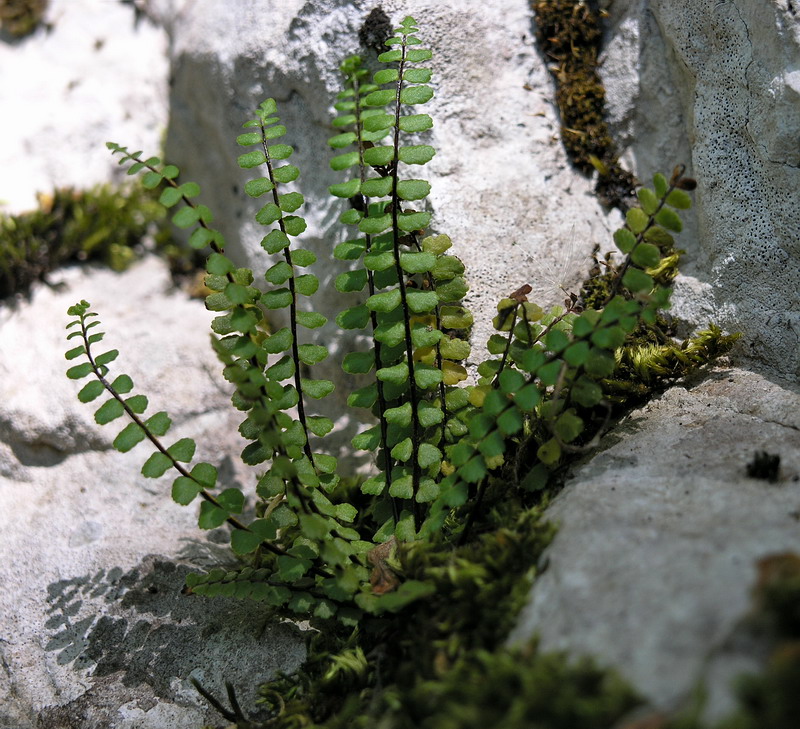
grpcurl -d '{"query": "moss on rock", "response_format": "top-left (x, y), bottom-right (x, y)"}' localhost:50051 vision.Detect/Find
top-left (0, 184), bottom-right (199, 299)
top-left (531, 0), bottom-right (637, 211)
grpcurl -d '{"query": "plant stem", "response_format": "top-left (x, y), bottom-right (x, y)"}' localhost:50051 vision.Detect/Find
top-left (493, 305), bottom-right (520, 387)
top-left (260, 126), bottom-right (316, 469)
top-left (77, 313), bottom-right (328, 570)
top-left (390, 37), bottom-right (422, 525)
top-left (352, 66), bottom-right (398, 521)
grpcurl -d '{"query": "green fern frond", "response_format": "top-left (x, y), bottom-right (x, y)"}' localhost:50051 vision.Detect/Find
top-left (65, 20), bottom-right (738, 637)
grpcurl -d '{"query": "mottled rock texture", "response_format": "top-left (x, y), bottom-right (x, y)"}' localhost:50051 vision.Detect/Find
top-left (0, 0), bottom-right (168, 213)
top-left (511, 367), bottom-right (800, 718)
top-left (151, 0), bottom-right (618, 368)
top-left (153, 0), bottom-right (799, 381)
top-left (602, 0), bottom-right (800, 379)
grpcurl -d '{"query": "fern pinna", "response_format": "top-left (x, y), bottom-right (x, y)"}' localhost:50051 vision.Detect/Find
top-left (66, 16), bottom-right (737, 622)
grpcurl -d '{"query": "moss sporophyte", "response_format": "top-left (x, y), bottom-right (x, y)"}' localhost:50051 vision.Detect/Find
top-left (64, 13), bottom-right (739, 727)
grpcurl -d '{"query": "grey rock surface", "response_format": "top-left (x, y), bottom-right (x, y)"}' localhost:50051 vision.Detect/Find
top-left (601, 0), bottom-right (800, 379)
top-left (510, 367), bottom-right (800, 718)
top-left (0, 258), bottom-right (306, 728)
top-left (152, 0), bottom-right (800, 385)
top-left (152, 0), bottom-right (619, 375)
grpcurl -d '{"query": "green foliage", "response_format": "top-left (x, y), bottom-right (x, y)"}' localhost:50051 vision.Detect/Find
top-left (406, 644), bottom-right (640, 729)
top-left (718, 554), bottom-right (800, 729)
top-left (70, 12), bottom-right (727, 635)
top-left (0, 184), bottom-right (189, 299)
top-left (329, 37), bottom-right (473, 539)
top-left (419, 167), bottom-right (735, 538)
top-left (100, 103), bottom-right (370, 618)
top-left (254, 504), bottom-right (574, 728)
top-left (65, 301), bottom-right (220, 512)
top-left (64, 13), bottom-right (739, 727)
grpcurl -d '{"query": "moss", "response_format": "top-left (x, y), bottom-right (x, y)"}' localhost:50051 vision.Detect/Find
top-left (214, 495), bottom-right (642, 729)
top-left (0, 0), bottom-right (48, 37)
top-left (531, 0), bottom-right (637, 211)
top-left (531, 0), bottom-right (608, 166)
top-left (579, 245), bottom-right (616, 309)
top-left (714, 555), bottom-right (800, 729)
top-left (410, 643), bottom-right (641, 729)
top-left (0, 184), bottom-right (200, 299)
top-left (751, 554), bottom-right (800, 641)
top-left (722, 645), bottom-right (800, 729)
top-left (601, 324), bottom-right (740, 402)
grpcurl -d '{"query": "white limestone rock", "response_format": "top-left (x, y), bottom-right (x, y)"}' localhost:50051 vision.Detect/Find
top-left (601, 0), bottom-right (800, 379)
top-left (510, 367), bottom-right (800, 718)
top-left (0, 0), bottom-right (169, 213)
top-left (151, 0), bottom-right (620, 379)
top-left (2, 0), bottom-right (800, 723)
top-left (0, 258), bottom-right (306, 728)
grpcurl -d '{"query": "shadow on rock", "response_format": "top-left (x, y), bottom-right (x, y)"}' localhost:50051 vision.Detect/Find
top-left (40, 555), bottom-right (306, 727)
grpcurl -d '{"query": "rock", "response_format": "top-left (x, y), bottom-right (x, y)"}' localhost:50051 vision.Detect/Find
top-left (601, 0), bottom-right (800, 379)
top-left (0, 258), bottom-right (306, 728)
top-left (151, 0), bottom-right (800, 392)
top-left (0, 0), bottom-right (169, 213)
top-left (510, 367), bottom-right (800, 718)
top-left (151, 0), bottom-right (620, 375)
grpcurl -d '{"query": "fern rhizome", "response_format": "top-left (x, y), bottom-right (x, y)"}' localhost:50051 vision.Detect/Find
top-left (64, 15), bottom-right (737, 726)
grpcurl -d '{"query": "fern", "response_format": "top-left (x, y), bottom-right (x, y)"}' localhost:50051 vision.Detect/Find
top-left (60, 15), bottom-right (746, 725)
top-left (421, 165), bottom-right (731, 535)
top-left (65, 301), bottom-right (247, 530)
top-left (102, 129), bottom-right (367, 616)
top-left (329, 34), bottom-right (471, 539)
top-left (233, 98), bottom-right (337, 479)
top-left (65, 17), bottom-right (736, 629)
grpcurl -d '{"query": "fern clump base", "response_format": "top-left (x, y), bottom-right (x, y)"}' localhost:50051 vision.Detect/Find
top-left (64, 14), bottom-right (739, 727)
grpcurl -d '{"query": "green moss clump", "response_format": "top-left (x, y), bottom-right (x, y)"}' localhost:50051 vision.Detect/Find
top-left (601, 325), bottom-right (740, 402)
top-left (237, 499), bottom-right (641, 729)
top-left (0, 184), bottom-right (197, 299)
top-left (531, 0), bottom-right (637, 210)
top-left (751, 554), bottom-right (800, 644)
top-left (0, 0), bottom-right (48, 37)
top-left (724, 646), bottom-right (800, 729)
top-left (410, 643), bottom-right (641, 729)
top-left (531, 0), bottom-right (611, 167)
